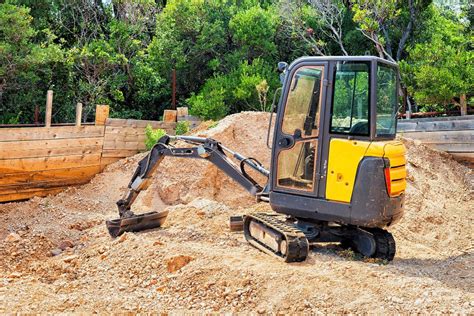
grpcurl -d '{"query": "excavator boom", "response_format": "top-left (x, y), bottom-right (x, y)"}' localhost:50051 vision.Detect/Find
top-left (106, 135), bottom-right (269, 237)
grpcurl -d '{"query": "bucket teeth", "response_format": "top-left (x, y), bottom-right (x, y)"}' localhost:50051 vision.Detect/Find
top-left (106, 210), bottom-right (169, 238)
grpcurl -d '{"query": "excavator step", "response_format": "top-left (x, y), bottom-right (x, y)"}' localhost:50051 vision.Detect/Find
top-left (106, 210), bottom-right (169, 238)
top-left (243, 212), bottom-right (309, 262)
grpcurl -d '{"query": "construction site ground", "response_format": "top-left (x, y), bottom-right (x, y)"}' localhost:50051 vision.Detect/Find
top-left (1, 112), bottom-right (473, 313)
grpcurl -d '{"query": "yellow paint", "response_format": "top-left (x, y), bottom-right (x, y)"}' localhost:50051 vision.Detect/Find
top-left (326, 139), bottom-right (406, 202)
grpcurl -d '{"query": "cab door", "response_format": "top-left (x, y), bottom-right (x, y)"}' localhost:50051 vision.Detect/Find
top-left (271, 63), bottom-right (328, 197)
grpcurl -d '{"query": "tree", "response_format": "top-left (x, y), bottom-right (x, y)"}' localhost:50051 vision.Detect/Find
top-left (0, 3), bottom-right (65, 123)
top-left (400, 5), bottom-right (473, 115)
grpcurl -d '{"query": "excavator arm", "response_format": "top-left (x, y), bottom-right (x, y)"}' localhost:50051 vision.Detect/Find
top-left (107, 135), bottom-right (270, 237)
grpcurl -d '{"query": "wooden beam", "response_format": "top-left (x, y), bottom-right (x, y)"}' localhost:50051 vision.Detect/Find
top-left (0, 165), bottom-right (101, 186)
top-left (95, 105), bottom-right (110, 126)
top-left (0, 153), bottom-right (101, 174)
top-left (45, 90), bottom-right (53, 127)
top-left (400, 130), bottom-right (474, 143)
top-left (75, 102), bottom-right (83, 127)
top-left (105, 118), bottom-right (176, 130)
top-left (163, 110), bottom-right (177, 123)
top-left (0, 126), bottom-right (105, 142)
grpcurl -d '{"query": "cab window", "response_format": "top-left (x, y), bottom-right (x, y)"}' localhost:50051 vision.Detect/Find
top-left (330, 62), bottom-right (370, 136)
top-left (376, 65), bottom-right (398, 137)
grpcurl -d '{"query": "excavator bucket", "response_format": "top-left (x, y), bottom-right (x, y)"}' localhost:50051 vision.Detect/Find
top-left (106, 210), bottom-right (169, 238)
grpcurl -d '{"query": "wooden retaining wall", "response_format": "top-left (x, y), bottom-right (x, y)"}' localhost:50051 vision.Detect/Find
top-left (398, 115), bottom-right (474, 168)
top-left (0, 116), bottom-right (175, 203)
top-left (101, 118), bottom-right (176, 168)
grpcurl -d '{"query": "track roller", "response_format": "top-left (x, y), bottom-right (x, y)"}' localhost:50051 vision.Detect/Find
top-left (243, 213), bottom-right (309, 262)
top-left (341, 228), bottom-right (396, 261)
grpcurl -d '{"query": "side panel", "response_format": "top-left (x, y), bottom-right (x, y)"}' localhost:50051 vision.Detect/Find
top-left (325, 138), bottom-right (373, 202)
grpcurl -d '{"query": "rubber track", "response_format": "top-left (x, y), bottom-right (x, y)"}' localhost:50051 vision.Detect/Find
top-left (244, 213), bottom-right (309, 262)
top-left (368, 228), bottom-right (396, 261)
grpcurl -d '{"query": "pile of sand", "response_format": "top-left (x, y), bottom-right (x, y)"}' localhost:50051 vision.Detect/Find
top-left (0, 111), bottom-right (472, 313)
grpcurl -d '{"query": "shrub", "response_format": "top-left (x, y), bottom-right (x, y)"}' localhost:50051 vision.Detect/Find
top-left (188, 84), bottom-right (229, 120)
top-left (175, 121), bottom-right (190, 135)
top-left (144, 124), bottom-right (166, 150)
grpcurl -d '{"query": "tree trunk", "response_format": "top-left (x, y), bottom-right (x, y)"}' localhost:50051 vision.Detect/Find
top-left (460, 93), bottom-right (467, 116)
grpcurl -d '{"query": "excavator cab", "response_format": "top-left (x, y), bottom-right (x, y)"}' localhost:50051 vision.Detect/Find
top-left (106, 56), bottom-right (406, 263)
top-left (268, 57), bottom-right (404, 222)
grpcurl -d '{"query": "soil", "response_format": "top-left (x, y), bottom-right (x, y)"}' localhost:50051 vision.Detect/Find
top-left (1, 112), bottom-right (473, 313)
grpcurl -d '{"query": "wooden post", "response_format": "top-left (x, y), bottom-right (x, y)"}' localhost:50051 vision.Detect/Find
top-left (163, 110), bottom-right (177, 122)
top-left (95, 105), bottom-right (109, 126)
top-left (171, 68), bottom-right (177, 110)
top-left (176, 107), bottom-right (188, 117)
top-left (75, 103), bottom-right (83, 126)
top-left (34, 105), bottom-right (39, 125)
top-left (45, 90), bottom-right (53, 127)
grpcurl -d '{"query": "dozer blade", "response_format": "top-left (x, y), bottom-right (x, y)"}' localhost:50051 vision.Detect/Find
top-left (106, 210), bottom-right (169, 238)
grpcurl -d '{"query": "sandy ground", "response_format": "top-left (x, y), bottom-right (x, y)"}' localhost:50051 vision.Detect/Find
top-left (0, 112), bottom-right (473, 313)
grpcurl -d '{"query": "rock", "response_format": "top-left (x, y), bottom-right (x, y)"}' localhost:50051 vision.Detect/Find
top-left (8, 272), bottom-right (22, 278)
top-left (63, 255), bottom-right (78, 263)
top-left (166, 255), bottom-right (194, 273)
top-left (51, 248), bottom-right (63, 256)
top-left (58, 239), bottom-right (74, 250)
top-left (118, 234), bottom-right (128, 243)
top-left (5, 232), bottom-right (21, 242)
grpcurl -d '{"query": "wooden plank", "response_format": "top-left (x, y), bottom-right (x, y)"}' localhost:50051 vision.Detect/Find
top-left (95, 105), bottom-right (110, 126)
top-left (1, 144), bottom-right (103, 160)
top-left (0, 154), bottom-right (101, 174)
top-left (101, 149), bottom-right (140, 158)
top-left (103, 141), bottom-right (145, 150)
top-left (105, 118), bottom-right (176, 129)
top-left (0, 166), bottom-right (101, 186)
top-left (397, 119), bottom-right (474, 132)
top-left (0, 137), bottom-right (103, 152)
top-left (104, 126), bottom-right (148, 136)
top-left (400, 130), bottom-right (474, 143)
top-left (103, 135), bottom-right (146, 145)
top-left (398, 115), bottom-right (474, 123)
top-left (0, 126), bottom-right (105, 142)
top-left (427, 143), bottom-right (474, 153)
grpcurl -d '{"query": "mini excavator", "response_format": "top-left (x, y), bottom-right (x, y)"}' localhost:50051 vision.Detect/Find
top-left (106, 56), bottom-right (407, 262)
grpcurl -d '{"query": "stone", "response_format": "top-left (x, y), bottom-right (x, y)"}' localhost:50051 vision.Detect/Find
top-left (58, 240), bottom-right (74, 250)
top-left (51, 248), bottom-right (62, 256)
top-left (5, 233), bottom-right (21, 242)
top-left (166, 255), bottom-right (194, 273)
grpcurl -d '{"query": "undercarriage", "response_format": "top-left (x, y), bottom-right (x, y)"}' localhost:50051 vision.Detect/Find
top-left (243, 213), bottom-right (396, 262)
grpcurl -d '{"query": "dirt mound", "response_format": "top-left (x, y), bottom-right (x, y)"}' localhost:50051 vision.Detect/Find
top-left (393, 138), bottom-right (473, 260)
top-left (139, 111), bottom-right (273, 209)
top-left (0, 111), bottom-right (473, 313)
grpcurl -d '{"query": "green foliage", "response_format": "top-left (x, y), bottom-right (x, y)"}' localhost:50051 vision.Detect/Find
top-left (175, 121), bottom-right (190, 135)
top-left (188, 83), bottom-right (228, 120)
top-left (400, 5), bottom-right (473, 110)
top-left (144, 124), bottom-right (166, 150)
top-left (0, 0), bottom-right (471, 124)
top-left (229, 5), bottom-right (278, 60)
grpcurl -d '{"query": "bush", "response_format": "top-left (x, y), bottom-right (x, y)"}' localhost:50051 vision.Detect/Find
top-left (144, 124), bottom-right (166, 150)
top-left (188, 83), bottom-right (229, 120)
top-left (175, 121), bottom-right (190, 135)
